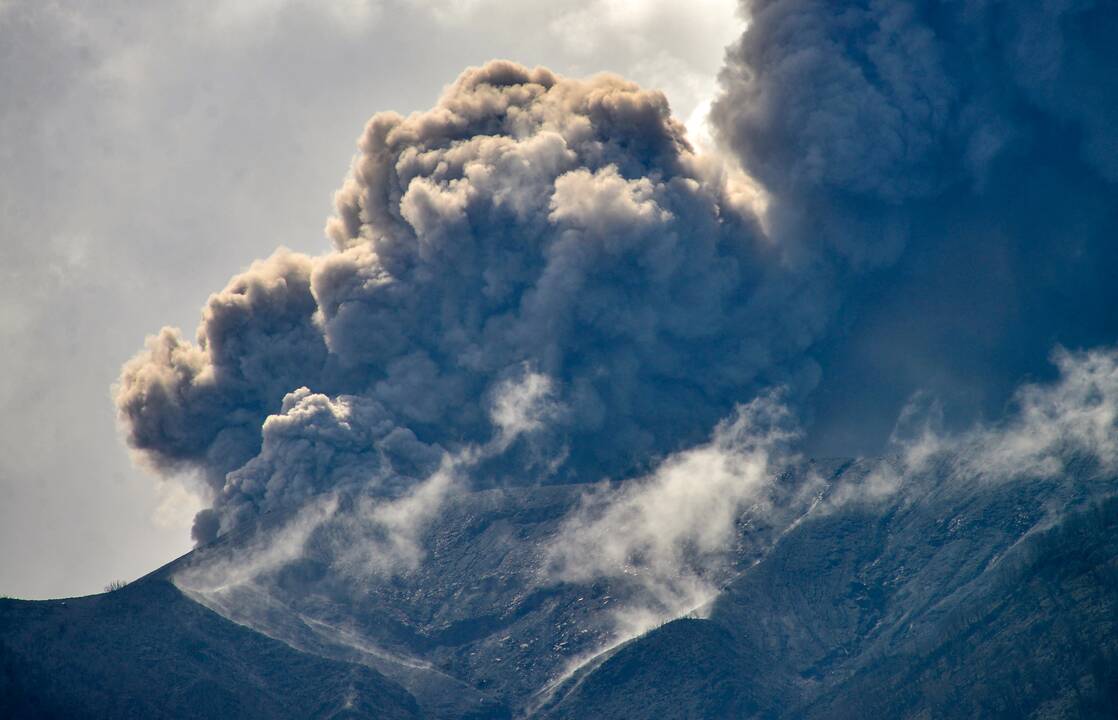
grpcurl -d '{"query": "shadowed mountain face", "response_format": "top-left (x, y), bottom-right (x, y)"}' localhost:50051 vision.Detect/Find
top-left (544, 492), bottom-right (1118, 719)
top-left (0, 580), bottom-right (421, 720)
top-left (4, 457), bottom-right (1115, 719)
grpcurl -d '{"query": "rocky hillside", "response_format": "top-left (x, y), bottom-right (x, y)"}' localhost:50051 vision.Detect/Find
top-left (543, 481), bottom-right (1118, 719)
top-left (3, 456), bottom-right (1115, 719)
top-left (0, 580), bottom-right (419, 719)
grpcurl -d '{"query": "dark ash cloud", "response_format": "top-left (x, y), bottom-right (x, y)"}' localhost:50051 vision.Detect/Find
top-left (117, 0), bottom-right (1118, 544)
top-left (116, 61), bottom-right (816, 542)
top-left (713, 0), bottom-right (1118, 453)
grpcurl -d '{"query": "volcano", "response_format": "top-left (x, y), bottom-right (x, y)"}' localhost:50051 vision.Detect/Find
top-left (4, 455), bottom-right (1116, 719)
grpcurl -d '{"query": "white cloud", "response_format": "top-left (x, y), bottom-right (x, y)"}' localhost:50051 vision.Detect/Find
top-left (176, 493), bottom-right (338, 596)
top-left (209, 0), bottom-right (383, 32)
top-left (828, 347), bottom-right (1118, 509)
top-left (151, 480), bottom-right (205, 531)
top-left (546, 391), bottom-right (803, 634)
top-left (489, 367), bottom-right (560, 451)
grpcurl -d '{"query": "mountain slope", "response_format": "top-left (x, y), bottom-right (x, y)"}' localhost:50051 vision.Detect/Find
top-left (156, 464), bottom-right (844, 717)
top-left (537, 617), bottom-right (762, 720)
top-left (800, 494), bottom-right (1118, 719)
top-left (0, 579), bottom-right (420, 720)
top-left (3, 459), bottom-right (1116, 719)
top-left (542, 484), bottom-right (1118, 719)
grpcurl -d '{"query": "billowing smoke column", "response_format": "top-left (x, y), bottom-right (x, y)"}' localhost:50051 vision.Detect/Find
top-left (716, 0), bottom-right (1118, 252)
top-left (115, 62), bottom-right (819, 542)
top-left (713, 0), bottom-right (1118, 451)
top-left (117, 0), bottom-right (1118, 544)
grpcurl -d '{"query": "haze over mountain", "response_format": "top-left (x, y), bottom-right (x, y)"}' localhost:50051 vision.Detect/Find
top-left (4, 0), bottom-right (1118, 717)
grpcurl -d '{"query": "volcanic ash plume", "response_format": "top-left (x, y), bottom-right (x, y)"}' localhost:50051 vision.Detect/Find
top-left (116, 0), bottom-right (1118, 547)
top-left (114, 61), bottom-right (823, 543)
top-left (712, 0), bottom-right (1118, 450)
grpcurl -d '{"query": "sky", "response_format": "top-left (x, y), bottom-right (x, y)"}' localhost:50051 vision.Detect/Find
top-left (0, 0), bottom-right (744, 599)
